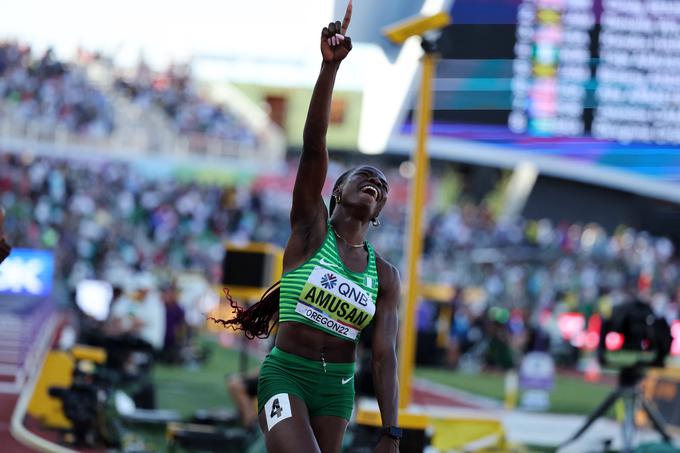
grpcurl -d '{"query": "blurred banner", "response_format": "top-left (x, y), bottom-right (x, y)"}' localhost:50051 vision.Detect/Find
top-left (0, 249), bottom-right (57, 394)
top-left (0, 248), bottom-right (55, 297)
top-left (642, 368), bottom-right (680, 433)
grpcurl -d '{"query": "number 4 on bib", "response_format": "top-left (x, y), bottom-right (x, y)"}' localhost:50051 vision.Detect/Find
top-left (270, 398), bottom-right (283, 418)
top-left (265, 393), bottom-right (292, 431)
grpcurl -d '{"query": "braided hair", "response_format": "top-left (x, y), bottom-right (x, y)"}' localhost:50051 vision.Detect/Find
top-left (209, 283), bottom-right (280, 339)
top-left (210, 169), bottom-right (353, 339)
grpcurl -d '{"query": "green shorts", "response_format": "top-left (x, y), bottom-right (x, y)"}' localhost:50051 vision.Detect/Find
top-left (257, 347), bottom-right (355, 421)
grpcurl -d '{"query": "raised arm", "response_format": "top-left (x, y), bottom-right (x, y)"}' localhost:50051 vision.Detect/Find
top-left (290, 0), bottom-right (353, 228)
top-left (372, 260), bottom-right (400, 453)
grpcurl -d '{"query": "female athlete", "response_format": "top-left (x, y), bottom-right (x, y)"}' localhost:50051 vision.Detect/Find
top-left (215, 2), bottom-right (400, 452)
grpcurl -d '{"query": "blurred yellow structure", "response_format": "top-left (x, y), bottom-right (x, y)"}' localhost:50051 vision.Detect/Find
top-left (383, 12), bottom-right (452, 44)
top-left (27, 345), bottom-right (107, 429)
top-left (27, 351), bottom-right (73, 429)
top-left (639, 366), bottom-right (680, 433)
top-left (222, 242), bottom-right (283, 300)
top-left (355, 11), bottom-right (512, 452)
top-left (207, 242), bottom-right (283, 333)
top-left (397, 31), bottom-right (440, 411)
top-left (356, 405), bottom-right (509, 452)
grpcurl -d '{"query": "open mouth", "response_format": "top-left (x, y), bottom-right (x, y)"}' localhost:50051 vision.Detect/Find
top-left (360, 184), bottom-right (380, 201)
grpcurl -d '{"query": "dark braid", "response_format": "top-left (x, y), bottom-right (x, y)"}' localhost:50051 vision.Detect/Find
top-left (209, 282), bottom-right (280, 339)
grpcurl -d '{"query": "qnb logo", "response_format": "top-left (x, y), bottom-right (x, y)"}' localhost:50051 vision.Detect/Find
top-left (320, 273), bottom-right (338, 290)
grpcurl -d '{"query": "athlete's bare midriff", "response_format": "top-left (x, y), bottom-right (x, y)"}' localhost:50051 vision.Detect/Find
top-left (275, 320), bottom-right (357, 363)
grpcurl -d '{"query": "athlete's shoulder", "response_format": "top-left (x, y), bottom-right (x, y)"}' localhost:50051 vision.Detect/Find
top-left (374, 251), bottom-right (400, 289)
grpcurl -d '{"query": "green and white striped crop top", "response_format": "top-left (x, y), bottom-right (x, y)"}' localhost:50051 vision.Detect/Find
top-left (278, 225), bottom-right (379, 342)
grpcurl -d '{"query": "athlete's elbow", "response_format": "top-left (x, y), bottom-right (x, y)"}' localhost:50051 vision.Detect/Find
top-left (372, 345), bottom-right (397, 368)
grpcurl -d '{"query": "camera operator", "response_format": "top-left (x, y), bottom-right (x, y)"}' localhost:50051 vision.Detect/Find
top-left (600, 275), bottom-right (672, 368)
top-left (103, 272), bottom-right (165, 409)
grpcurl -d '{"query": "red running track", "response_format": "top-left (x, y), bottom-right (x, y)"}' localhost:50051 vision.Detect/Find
top-left (0, 393), bottom-right (31, 453)
top-left (411, 382), bottom-right (484, 409)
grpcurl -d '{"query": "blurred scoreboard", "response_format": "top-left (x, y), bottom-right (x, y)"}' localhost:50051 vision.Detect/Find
top-left (428, 0), bottom-right (680, 147)
top-left (510, 0), bottom-right (680, 144)
top-left (390, 0), bottom-right (680, 188)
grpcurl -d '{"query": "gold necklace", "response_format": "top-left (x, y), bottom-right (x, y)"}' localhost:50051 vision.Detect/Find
top-left (330, 224), bottom-right (364, 248)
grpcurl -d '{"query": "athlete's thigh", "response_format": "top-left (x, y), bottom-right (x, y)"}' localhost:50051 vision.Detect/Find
top-left (258, 393), bottom-right (320, 453)
top-left (311, 415), bottom-right (349, 453)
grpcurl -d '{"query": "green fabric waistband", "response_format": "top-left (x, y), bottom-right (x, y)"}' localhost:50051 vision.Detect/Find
top-left (270, 346), bottom-right (355, 374)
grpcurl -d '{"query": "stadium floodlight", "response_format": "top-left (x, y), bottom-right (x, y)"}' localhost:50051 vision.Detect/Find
top-left (382, 11), bottom-right (450, 44)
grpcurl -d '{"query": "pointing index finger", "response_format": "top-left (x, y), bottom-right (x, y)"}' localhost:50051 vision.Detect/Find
top-left (341, 0), bottom-right (353, 35)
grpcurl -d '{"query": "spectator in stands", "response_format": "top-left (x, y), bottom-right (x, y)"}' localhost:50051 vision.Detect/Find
top-left (108, 273), bottom-right (166, 352)
top-left (2, 149), bottom-right (680, 375)
top-left (226, 374), bottom-right (260, 430)
top-left (161, 281), bottom-right (186, 363)
top-left (485, 319), bottom-right (515, 370)
top-left (0, 42), bottom-right (114, 137)
top-left (114, 61), bottom-right (256, 145)
top-left (100, 285), bottom-right (125, 336)
top-left (98, 274), bottom-right (162, 410)
top-left (0, 207), bottom-right (10, 264)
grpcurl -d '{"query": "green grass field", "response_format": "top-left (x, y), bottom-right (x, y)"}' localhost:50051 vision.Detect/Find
top-left (142, 341), bottom-right (619, 452)
top-left (154, 341), bottom-right (260, 417)
top-left (127, 343), bottom-right (261, 452)
top-left (415, 367), bottom-right (616, 415)
top-left (153, 340), bottom-right (616, 417)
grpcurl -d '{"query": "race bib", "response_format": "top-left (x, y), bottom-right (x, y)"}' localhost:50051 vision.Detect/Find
top-left (264, 393), bottom-right (292, 431)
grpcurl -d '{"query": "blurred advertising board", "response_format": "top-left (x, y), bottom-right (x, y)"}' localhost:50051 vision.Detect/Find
top-left (0, 248), bottom-right (54, 297)
top-left (642, 367), bottom-right (680, 433)
top-left (519, 352), bottom-right (555, 411)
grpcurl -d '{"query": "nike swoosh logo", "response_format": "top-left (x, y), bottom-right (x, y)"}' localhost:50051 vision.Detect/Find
top-left (341, 376), bottom-right (354, 385)
top-left (319, 258), bottom-right (340, 269)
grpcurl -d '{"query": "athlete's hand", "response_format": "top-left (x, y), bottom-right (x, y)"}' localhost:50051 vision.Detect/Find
top-left (0, 208), bottom-right (11, 265)
top-left (374, 436), bottom-right (399, 453)
top-left (321, 0), bottom-right (353, 63)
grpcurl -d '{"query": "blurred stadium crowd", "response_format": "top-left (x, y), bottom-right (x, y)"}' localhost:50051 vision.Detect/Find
top-left (0, 41), bottom-right (256, 147)
top-left (0, 152), bottom-right (287, 286)
top-left (114, 63), bottom-right (257, 145)
top-left (2, 150), bottom-right (679, 369)
top-left (0, 42), bottom-right (114, 137)
top-left (1, 41), bottom-right (679, 375)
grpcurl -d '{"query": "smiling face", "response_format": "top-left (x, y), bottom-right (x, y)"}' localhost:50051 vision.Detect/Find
top-left (334, 166), bottom-right (389, 220)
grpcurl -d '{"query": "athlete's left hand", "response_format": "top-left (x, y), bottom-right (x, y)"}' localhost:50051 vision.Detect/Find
top-left (374, 436), bottom-right (399, 453)
top-left (320, 0), bottom-right (353, 63)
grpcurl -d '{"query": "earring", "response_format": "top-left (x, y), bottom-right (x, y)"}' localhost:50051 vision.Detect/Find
top-left (334, 194), bottom-right (341, 204)
top-left (371, 218), bottom-right (381, 227)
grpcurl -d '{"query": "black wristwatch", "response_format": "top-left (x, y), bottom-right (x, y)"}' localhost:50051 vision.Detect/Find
top-left (380, 426), bottom-right (403, 440)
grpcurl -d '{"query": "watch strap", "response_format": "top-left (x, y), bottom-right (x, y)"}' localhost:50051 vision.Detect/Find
top-left (380, 426), bottom-right (403, 440)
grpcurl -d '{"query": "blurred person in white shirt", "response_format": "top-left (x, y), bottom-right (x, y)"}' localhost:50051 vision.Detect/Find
top-left (108, 272), bottom-right (166, 351)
